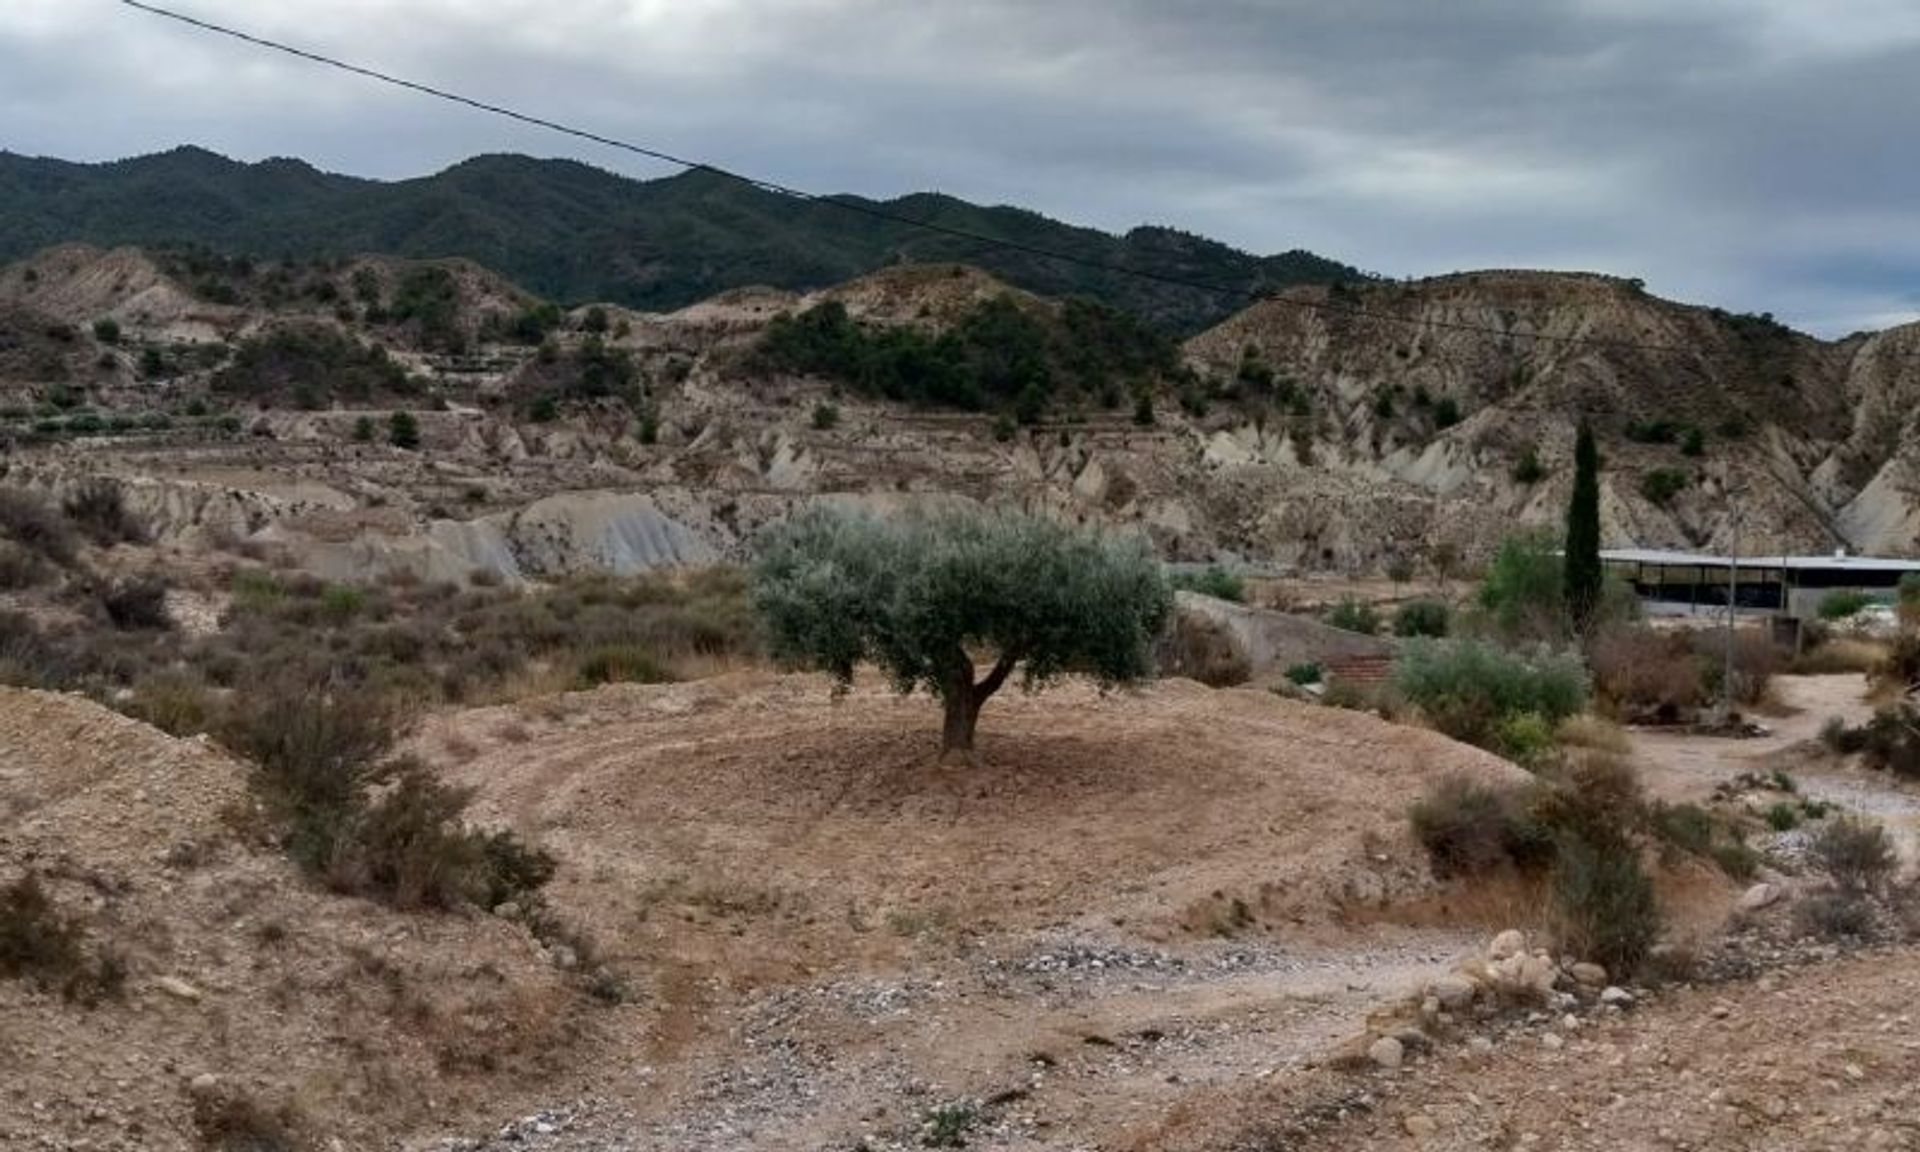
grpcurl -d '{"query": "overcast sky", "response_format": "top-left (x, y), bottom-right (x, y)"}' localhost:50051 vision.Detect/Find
top-left (4, 1), bottom-right (1918, 335)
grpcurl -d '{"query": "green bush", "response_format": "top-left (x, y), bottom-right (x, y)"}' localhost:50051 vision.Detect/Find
top-left (1393, 598), bottom-right (1451, 638)
top-left (213, 324), bottom-right (414, 405)
top-left (1639, 469), bottom-right (1689, 506)
top-left (91, 318), bottom-right (121, 345)
top-left (1284, 661), bottom-right (1322, 686)
top-left (1169, 566), bottom-right (1246, 603)
top-left (1326, 597), bottom-right (1381, 635)
top-left (1818, 589), bottom-right (1873, 621)
top-left (811, 401), bottom-right (840, 430)
top-left (1764, 802), bottom-right (1801, 831)
top-left (1478, 531), bottom-right (1564, 642)
top-left (1393, 639), bottom-right (1588, 753)
top-left (1433, 396), bottom-right (1462, 428)
top-left (1494, 710), bottom-right (1558, 765)
top-left (1511, 448), bottom-right (1546, 485)
top-left (389, 410), bottom-right (421, 450)
top-left (1551, 827), bottom-right (1659, 974)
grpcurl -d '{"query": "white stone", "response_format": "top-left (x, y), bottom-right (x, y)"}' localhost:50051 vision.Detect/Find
top-left (1489, 929), bottom-right (1528, 961)
top-left (1570, 962), bottom-right (1608, 987)
top-left (155, 976), bottom-right (203, 1002)
top-left (1369, 1036), bottom-right (1405, 1069)
top-left (1600, 986), bottom-right (1635, 1008)
top-left (1405, 1114), bottom-right (1439, 1139)
top-left (1433, 974), bottom-right (1478, 1009)
top-left (1740, 882), bottom-right (1783, 911)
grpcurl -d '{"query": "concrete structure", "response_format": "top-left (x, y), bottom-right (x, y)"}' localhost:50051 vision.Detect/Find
top-left (1602, 548), bottom-right (1920, 620)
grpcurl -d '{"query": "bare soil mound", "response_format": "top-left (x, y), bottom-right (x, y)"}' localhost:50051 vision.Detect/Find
top-left (425, 673), bottom-right (1524, 967)
top-left (0, 687), bottom-right (603, 1150)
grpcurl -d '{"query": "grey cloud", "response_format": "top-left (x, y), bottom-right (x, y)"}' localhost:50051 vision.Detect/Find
top-left (1, 0), bottom-right (1916, 334)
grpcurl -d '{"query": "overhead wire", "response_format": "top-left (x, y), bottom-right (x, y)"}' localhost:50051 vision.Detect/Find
top-left (118, 0), bottom-right (1917, 362)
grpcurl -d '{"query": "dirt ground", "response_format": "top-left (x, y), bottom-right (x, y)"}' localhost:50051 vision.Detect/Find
top-left (1135, 945), bottom-right (1920, 1152)
top-left (10, 669), bottom-right (1920, 1150)
top-left (407, 672), bottom-right (1530, 1149)
top-left (1631, 674), bottom-right (1920, 862)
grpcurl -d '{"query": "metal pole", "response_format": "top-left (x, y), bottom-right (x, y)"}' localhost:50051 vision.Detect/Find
top-left (1723, 506), bottom-right (1739, 721)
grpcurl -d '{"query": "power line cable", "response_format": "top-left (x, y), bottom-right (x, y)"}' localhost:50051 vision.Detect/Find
top-left (119, 0), bottom-right (1918, 362)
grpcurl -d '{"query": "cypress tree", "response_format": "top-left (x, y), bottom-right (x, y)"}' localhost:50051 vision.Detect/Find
top-left (1564, 422), bottom-right (1603, 633)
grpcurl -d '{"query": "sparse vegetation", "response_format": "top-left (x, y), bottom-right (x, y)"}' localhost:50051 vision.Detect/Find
top-left (757, 296), bottom-right (1175, 420)
top-left (1169, 565), bottom-right (1246, 603)
top-left (213, 324), bottom-right (415, 408)
top-left (1393, 598), bottom-right (1451, 638)
top-left (1639, 468), bottom-right (1689, 507)
top-left (388, 410), bottom-right (421, 450)
top-left (752, 504), bottom-right (1172, 752)
top-left (1478, 530), bottom-right (1565, 642)
top-left (1409, 776), bottom-right (1552, 878)
top-left (1393, 639), bottom-right (1588, 755)
top-left (1812, 817), bottom-right (1897, 895)
top-left (1326, 597), bottom-right (1381, 636)
top-left (1817, 589), bottom-right (1873, 621)
top-left (0, 872), bottom-right (125, 1004)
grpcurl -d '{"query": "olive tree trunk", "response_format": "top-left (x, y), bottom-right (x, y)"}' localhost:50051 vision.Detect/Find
top-left (940, 651), bottom-right (1020, 754)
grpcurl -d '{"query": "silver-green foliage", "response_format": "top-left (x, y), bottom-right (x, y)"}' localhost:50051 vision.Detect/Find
top-left (752, 503), bottom-right (1173, 750)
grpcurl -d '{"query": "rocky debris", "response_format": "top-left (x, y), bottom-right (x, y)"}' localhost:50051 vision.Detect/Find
top-left (1569, 962), bottom-right (1608, 987)
top-left (1600, 986), bottom-right (1635, 1008)
top-left (1740, 882), bottom-right (1784, 911)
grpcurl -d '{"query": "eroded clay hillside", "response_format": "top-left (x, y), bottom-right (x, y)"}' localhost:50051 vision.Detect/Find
top-left (1, 245), bottom-right (1915, 582)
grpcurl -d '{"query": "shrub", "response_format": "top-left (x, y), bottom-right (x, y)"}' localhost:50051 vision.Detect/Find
top-left (1393, 598), bottom-right (1451, 638)
top-left (351, 415), bottom-right (375, 442)
top-left (1326, 597), bottom-right (1381, 635)
top-left (1494, 711), bottom-right (1558, 765)
top-left (1478, 531), bottom-right (1564, 642)
top-left (126, 672), bottom-right (216, 736)
top-left (1410, 776), bottom-right (1553, 878)
top-left (1639, 469), bottom-right (1689, 506)
top-left (91, 318), bottom-right (120, 344)
top-left (222, 683), bottom-right (554, 910)
top-left (389, 411), bottom-right (421, 450)
top-left (1393, 639), bottom-right (1588, 753)
top-left (1541, 756), bottom-right (1659, 974)
top-left (1793, 893), bottom-right (1874, 941)
top-left (63, 480), bottom-right (147, 547)
top-left (1819, 589), bottom-right (1873, 621)
top-left (753, 505), bottom-right (1172, 753)
top-left (1589, 627), bottom-right (1703, 720)
top-left (1764, 802), bottom-right (1801, 831)
top-left (0, 489), bottom-right (78, 564)
top-left (1169, 566), bottom-right (1246, 603)
top-left (1432, 396), bottom-right (1461, 428)
top-left (0, 872), bottom-right (124, 1003)
top-left (1155, 612), bottom-right (1251, 688)
top-left (1691, 629), bottom-right (1781, 708)
top-left (190, 1085), bottom-right (308, 1151)
top-left (99, 576), bottom-right (171, 630)
top-left (1511, 448), bottom-right (1546, 485)
top-left (1875, 632), bottom-right (1920, 692)
top-left (1680, 427), bottom-right (1706, 457)
top-left (1647, 800), bottom-right (1714, 856)
top-left (1813, 817), bottom-right (1896, 894)
top-left (1550, 830), bottom-right (1659, 975)
top-left (575, 644), bottom-right (674, 688)
top-left (1823, 706), bottom-right (1920, 777)
top-left (811, 401), bottom-right (840, 430)
top-left (1284, 661), bottom-right (1322, 686)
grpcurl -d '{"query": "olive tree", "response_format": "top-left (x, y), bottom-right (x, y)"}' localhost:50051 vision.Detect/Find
top-left (752, 503), bottom-right (1173, 754)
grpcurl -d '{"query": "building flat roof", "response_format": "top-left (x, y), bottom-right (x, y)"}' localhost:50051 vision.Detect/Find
top-left (1601, 548), bottom-right (1920, 573)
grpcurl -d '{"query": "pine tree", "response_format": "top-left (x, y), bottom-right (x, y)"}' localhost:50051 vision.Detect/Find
top-left (1564, 422), bottom-right (1603, 633)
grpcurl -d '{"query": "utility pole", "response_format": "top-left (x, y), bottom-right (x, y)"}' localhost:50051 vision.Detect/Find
top-left (1722, 491), bottom-right (1744, 723)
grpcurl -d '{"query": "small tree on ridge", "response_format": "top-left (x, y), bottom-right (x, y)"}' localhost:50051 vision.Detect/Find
top-left (752, 504), bottom-right (1173, 754)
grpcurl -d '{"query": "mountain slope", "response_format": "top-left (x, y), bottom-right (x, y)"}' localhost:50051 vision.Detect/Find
top-left (0, 147), bottom-right (1362, 333)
